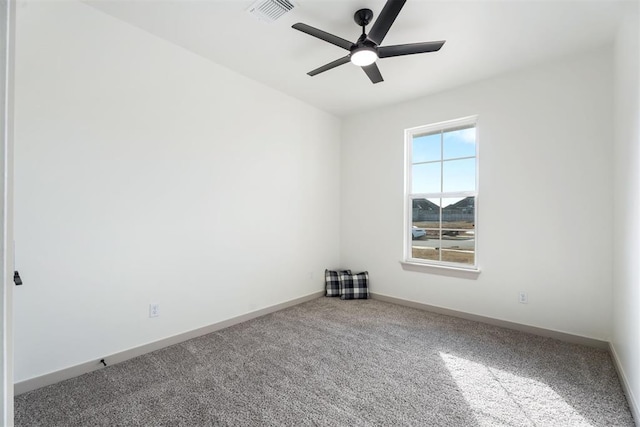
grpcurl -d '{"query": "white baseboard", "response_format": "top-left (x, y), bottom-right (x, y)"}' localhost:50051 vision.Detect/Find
top-left (370, 292), bottom-right (609, 349)
top-left (609, 342), bottom-right (639, 423)
top-left (14, 290), bottom-right (324, 395)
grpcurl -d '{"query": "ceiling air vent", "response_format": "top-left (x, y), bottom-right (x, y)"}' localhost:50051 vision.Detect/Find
top-left (247, 0), bottom-right (295, 23)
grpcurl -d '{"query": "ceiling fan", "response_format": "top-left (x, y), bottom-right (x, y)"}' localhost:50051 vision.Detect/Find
top-left (292, 0), bottom-right (445, 84)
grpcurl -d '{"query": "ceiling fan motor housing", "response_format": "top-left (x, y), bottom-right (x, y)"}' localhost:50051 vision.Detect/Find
top-left (352, 36), bottom-right (377, 51)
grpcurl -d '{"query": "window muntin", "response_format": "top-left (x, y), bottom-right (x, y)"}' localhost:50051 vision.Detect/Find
top-left (406, 117), bottom-right (477, 269)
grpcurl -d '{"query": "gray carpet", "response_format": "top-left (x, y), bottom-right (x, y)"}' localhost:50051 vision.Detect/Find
top-left (15, 297), bottom-right (634, 426)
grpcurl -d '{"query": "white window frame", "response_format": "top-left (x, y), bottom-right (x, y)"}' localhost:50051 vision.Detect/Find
top-left (404, 116), bottom-right (479, 272)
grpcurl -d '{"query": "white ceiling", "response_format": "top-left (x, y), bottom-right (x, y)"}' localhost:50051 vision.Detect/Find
top-left (85, 0), bottom-right (633, 117)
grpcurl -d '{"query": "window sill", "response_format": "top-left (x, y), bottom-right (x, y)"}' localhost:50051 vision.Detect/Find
top-left (399, 261), bottom-right (481, 279)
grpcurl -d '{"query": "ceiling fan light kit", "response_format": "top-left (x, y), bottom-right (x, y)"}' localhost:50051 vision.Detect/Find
top-left (350, 47), bottom-right (377, 66)
top-left (292, 0), bottom-right (445, 84)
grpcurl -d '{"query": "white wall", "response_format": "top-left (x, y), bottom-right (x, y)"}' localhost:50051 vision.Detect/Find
top-left (0, 0), bottom-right (15, 422)
top-left (612, 7), bottom-right (640, 418)
top-left (341, 48), bottom-right (613, 340)
top-left (13, 1), bottom-right (341, 382)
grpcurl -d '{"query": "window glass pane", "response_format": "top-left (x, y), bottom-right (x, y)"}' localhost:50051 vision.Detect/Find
top-left (440, 229), bottom-right (476, 264)
top-left (411, 245), bottom-right (440, 261)
top-left (413, 133), bottom-right (440, 163)
top-left (412, 197), bottom-right (441, 261)
top-left (441, 249), bottom-right (475, 265)
top-left (443, 126), bottom-right (475, 160)
top-left (441, 195), bottom-right (475, 265)
top-left (443, 158), bottom-right (475, 192)
top-left (412, 163), bottom-right (440, 193)
top-left (412, 198), bottom-right (440, 228)
top-left (442, 197), bottom-right (475, 229)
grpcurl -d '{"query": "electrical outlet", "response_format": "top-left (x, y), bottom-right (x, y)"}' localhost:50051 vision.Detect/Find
top-left (518, 292), bottom-right (528, 304)
top-left (149, 303), bottom-right (160, 318)
top-left (308, 272), bottom-right (314, 280)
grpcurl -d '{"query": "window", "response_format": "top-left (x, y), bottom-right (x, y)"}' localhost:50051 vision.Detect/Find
top-left (405, 116), bottom-right (477, 269)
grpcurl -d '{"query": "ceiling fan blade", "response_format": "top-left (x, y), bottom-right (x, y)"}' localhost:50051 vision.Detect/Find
top-left (308, 56), bottom-right (351, 76)
top-left (362, 63), bottom-right (384, 84)
top-left (367, 0), bottom-right (406, 45)
top-left (378, 41), bottom-right (445, 58)
top-left (292, 23), bottom-right (353, 51)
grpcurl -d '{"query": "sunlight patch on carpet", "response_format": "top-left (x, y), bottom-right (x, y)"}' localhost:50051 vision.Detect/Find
top-left (439, 352), bottom-right (593, 426)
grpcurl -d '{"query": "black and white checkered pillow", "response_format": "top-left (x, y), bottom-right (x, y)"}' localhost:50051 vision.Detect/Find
top-left (339, 271), bottom-right (369, 300)
top-left (325, 269), bottom-right (351, 297)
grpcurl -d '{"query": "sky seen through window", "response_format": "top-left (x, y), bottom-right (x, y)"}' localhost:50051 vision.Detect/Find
top-left (412, 126), bottom-right (476, 204)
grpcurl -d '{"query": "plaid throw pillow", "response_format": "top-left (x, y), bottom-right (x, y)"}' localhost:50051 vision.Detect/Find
top-left (325, 269), bottom-right (351, 297)
top-left (339, 271), bottom-right (369, 300)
